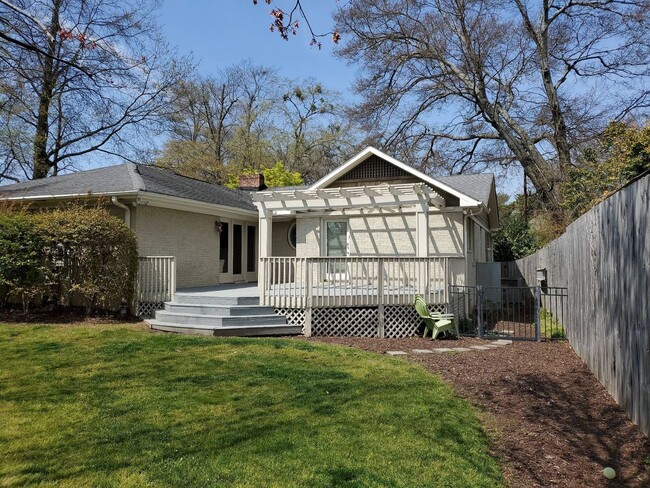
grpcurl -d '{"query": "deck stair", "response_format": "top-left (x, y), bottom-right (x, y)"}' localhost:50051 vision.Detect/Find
top-left (147, 285), bottom-right (302, 337)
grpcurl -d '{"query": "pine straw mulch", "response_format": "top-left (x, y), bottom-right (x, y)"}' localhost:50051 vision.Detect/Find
top-left (300, 336), bottom-right (650, 488)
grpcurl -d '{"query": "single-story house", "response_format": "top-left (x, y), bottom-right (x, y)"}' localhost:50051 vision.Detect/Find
top-left (0, 147), bottom-right (499, 337)
top-left (0, 163), bottom-right (261, 289)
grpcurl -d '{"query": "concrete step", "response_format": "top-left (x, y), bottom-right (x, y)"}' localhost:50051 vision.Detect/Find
top-left (147, 320), bottom-right (302, 337)
top-left (154, 310), bottom-right (286, 327)
top-left (164, 302), bottom-right (274, 316)
top-left (173, 293), bottom-right (259, 306)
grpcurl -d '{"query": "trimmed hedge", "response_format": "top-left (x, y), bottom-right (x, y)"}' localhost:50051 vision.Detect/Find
top-left (0, 206), bottom-right (138, 314)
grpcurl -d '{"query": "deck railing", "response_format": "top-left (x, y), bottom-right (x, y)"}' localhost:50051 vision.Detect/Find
top-left (137, 256), bottom-right (176, 316)
top-left (259, 256), bottom-right (460, 308)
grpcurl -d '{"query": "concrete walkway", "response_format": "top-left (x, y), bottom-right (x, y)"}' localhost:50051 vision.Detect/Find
top-left (386, 339), bottom-right (513, 356)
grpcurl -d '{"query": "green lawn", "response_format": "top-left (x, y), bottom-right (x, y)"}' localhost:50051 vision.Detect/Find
top-left (0, 324), bottom-right (503, 487)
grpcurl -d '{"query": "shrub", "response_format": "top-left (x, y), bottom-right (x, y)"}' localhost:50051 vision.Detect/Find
top-left (34, 206), bottom-right (139, 314)
top-left (0, 211), bottom-right (52, 312)
top-left (0, 205), bottom-right (138, 315)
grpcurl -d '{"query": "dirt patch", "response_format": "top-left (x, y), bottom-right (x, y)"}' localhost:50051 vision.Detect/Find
top-left (303, 336), bottom-right (650, 487)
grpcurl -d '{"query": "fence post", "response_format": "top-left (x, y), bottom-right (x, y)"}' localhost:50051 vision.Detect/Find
top-left (476, 285), bottom-right (484, 338)
top-left (534, 286), bottom-right (542, 342)
top-left (377, 258), bottom-right (385, 338)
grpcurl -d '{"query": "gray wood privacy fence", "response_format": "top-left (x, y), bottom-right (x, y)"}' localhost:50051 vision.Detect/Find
top-left (506, 174), bottom-right (649, 436)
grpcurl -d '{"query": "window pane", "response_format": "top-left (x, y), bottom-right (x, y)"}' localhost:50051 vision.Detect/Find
top-left (233, 224), bottom-right (243, 275)
top-left (326, 221), bottom-right (347, 257)
top-left (247, 226), bottom-right (256, 273)
top-left (219, 222), bottom-right (229, 273)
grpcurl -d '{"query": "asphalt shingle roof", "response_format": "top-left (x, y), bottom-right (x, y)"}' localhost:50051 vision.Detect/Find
top-left (436, 173), bottom-right (495, 205)
top-left (0, 163), bottom-right (256, 211)
top-left (0, 160), bottom-right (495, 211)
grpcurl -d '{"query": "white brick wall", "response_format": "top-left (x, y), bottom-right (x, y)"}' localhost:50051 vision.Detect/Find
top-left (349, 214), bottom-right (416, 255)
top-left (296, 217), bottom-right (321, 258)
top-left (428, 213), bottom-right (464, 256)
top-left (295, 211), bottom-right (465, 258)
top-left (134, 206), bottom-right (222, 288)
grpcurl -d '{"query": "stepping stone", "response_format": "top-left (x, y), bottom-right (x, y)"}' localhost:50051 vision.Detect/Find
top-left (484, 344), bottom-right (501, 348)
top-left (412, 349), bottom-right (433, 354)
top-left (450, 347), bottom-right (472, 352)
top-left (386, 350), bottom-right (408, 356)
top-left (433, 348), bottom-right (452, 353)
top-left (470, 345), bottom-right (492, 350)
top-left (493, 339), bottom-right (513, 345)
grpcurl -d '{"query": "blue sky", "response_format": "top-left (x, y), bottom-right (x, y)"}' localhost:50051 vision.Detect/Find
top-left (159, 1), bottom-right (356, 96)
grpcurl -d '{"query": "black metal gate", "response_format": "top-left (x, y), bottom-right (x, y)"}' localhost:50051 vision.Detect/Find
top-left (448, 285), bottom-right (568, 341)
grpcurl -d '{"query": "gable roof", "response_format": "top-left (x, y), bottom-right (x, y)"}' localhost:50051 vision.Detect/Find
top-left (0, 163), bottom-right (256, 212)
top-left (436, 173), bottom-right (494, 207)
top-left (310, 147), bottom-right (484, 207)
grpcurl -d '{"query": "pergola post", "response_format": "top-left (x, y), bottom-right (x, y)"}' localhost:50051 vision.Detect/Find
top-left (415, 203), bottom-right (429, 257)
top-left (259, 211), bottom-right (272, 258)
top-left (258, 211), bottom-right (272, 302)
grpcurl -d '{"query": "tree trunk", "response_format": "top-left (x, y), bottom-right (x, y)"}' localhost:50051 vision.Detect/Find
top-left (32, 1), bottom-right (62, 179)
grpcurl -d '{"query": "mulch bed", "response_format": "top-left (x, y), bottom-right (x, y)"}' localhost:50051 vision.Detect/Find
top-left (301, 336), bottom-right (650, 487)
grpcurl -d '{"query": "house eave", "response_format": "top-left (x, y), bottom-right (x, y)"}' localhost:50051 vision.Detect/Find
top-left (2, 189), bottom-right (258, 219)
top-left (137, 191), bottom-right (257, 219)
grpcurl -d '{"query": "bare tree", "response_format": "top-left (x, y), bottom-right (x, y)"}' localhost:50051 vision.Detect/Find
top-left (158, 60), bottom-right (361, 184)
top-left (275, 80), bottom-right (358, 182)
top-left (333, 0), bottom-right (650, 209)
top-left (0, 0), bottom-right (187, 181)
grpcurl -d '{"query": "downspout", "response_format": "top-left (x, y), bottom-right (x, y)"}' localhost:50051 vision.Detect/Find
top-left (463, 204), bottom-right (486, 285)
top-left (111, 196), bottom-right (131, 228)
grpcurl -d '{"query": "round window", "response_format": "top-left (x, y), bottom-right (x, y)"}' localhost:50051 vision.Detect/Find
top-left (288, 222), bottom-right (297, 250)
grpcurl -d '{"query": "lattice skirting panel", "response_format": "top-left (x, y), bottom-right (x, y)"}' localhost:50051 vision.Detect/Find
top-left (313, 307), bottom-right (380, 337)
top-left (274, 304), bottom-right (448, 338)
top-left (384, 304), bottom-right (447, 338)
top-left (137, 301), bottom-right (164, 319)
top-left (274, 308), bottom-right (306, 331)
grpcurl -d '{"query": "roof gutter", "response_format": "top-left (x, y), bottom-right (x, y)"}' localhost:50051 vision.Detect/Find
top-left (0, 190), bottom-right (140, 201)
top-left (111, 196), bottom-right (131, 228)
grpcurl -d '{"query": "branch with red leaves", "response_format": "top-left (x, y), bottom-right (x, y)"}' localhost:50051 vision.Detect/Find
top-left (252, 0), bottom-right (340, 49)
top-left (0, 0), bottom-right (95, 76)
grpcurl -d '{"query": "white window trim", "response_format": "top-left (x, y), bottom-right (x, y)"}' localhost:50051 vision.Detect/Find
top-left (321, 219), bottom-right (350, 257)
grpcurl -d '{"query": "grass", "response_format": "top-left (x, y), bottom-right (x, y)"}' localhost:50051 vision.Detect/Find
top-left (0, 323), bottom-right (504, 487)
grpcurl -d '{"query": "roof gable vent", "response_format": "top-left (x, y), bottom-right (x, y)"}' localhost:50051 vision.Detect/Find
top-left (334, 155), bottom-right (411, 184)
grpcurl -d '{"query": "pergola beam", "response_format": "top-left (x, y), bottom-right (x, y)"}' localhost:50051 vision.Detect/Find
top-left (253, 183), bottom-right (445, 212)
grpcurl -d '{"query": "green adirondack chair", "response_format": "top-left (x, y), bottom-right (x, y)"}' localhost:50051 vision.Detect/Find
top-left (414, 295), bottom-right (457, 340)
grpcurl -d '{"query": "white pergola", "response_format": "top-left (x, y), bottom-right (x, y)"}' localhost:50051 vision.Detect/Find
top-left (253, 183), bottom-right (445, 258)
